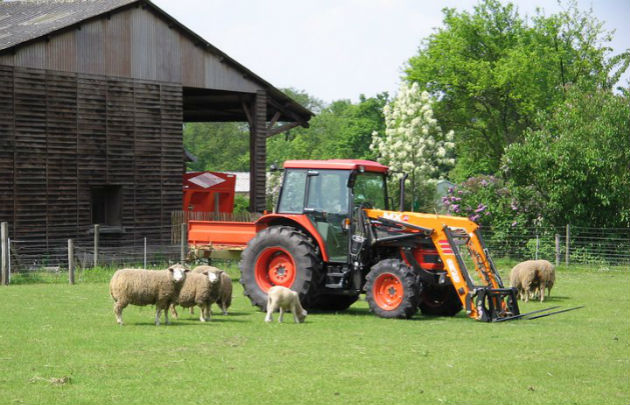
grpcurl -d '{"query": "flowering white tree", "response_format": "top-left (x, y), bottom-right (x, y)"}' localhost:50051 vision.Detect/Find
top-left (370, 82), bottom-right (455, 210)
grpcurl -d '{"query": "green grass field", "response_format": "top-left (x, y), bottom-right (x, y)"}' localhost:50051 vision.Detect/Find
top-left (1, 264), bottom-right (628, 405)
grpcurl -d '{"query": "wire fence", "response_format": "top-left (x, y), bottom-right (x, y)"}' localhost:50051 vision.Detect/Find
top-left (0, 221), bottom-right (628, 285)
top-left (480, 225), bottom-right (630, 269)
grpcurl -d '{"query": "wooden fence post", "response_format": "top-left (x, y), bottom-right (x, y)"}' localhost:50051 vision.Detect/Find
top-left (1, 222), bottom-right (8, 285)
top-left (555, 234), bottom-right (560, 267)
top-left (68, 239), bottom-right (75, 285)
top-left (180, 223), bottom-right (187, 263)
top-left (565, 224), bottom-right (570, 266)
top-left (93, 224), bottom-right (99, 268)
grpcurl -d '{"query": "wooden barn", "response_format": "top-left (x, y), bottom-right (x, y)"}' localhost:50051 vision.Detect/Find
top-left (0, 0), bottom-right (313, 254)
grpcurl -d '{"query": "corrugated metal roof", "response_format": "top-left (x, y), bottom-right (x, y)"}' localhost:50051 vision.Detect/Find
top-left (0, 0), bottom-right (313, 123)
top-left (0, 0), bottom-right (137, 52)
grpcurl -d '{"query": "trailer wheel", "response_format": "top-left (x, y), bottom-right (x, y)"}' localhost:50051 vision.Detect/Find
top-left (419, 285), bottom-right (462, 316)
top-left (240, 226), bottom-right (321, 310)
top-left (313, 294), bottom-right (359, 311)
top-left (365, 259), bottom-right (419, 319)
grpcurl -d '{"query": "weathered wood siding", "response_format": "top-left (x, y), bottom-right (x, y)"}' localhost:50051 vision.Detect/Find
top-left (0, 65), bottom-right (183, 248)
top-left (0, 6), bottom-right (260, 93)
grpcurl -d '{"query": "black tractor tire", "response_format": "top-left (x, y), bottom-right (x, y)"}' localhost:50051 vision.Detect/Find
top-left (365, 259), bottom-right (420, 319)
top-left (418, 285), bottom-right (463, 316)
top-left (313, 294), bottom-right (359, 311)
top-left (239, 226), bottom-right (321, 311)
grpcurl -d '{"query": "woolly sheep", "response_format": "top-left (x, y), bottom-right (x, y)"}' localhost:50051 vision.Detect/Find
top-left (109, 264), bottom-right (189, 326)
top-left (170, 269), bottom-right (221, 322)
top-left (265, 286), bottom-right (307, 324)
top-left (192, 265), bottom-right (232, 315)
top-left (509, 260), bottom-right (555, 302)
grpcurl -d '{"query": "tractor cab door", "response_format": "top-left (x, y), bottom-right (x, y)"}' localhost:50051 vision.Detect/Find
top-left (304, 170), bottom-right (351, 262)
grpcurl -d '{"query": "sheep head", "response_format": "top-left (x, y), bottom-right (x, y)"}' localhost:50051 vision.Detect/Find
top-left (167, 264), bottom-right (190, 283)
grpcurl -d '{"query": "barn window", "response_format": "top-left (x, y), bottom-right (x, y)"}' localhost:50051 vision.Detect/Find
top-left (91, 186), bottom-right (122, 226)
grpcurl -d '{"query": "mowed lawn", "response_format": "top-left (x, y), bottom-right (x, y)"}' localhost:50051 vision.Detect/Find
top-left (0, 266), bottom-right (628, 405)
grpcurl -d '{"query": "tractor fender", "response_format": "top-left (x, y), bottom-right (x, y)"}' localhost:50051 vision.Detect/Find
top-left (255, 214), bottom-right (330, 262)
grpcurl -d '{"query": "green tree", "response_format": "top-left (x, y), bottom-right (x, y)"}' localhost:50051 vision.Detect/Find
top-left (184, 122), bottom-right (249, 171)
top-left (404, 0), bottom-right (629, 180)
top-left (503, 88), bottom-right (630, 228)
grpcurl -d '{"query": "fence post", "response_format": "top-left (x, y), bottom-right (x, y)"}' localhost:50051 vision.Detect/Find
top-left (555, 234), bottom-right (560, 267)
top-left (68, 239), bottom-right (75, 285)
top-left (1, 222), bottom-right (8, 285)
top-left (144, 237), bottom-right (147, 269)
top-left (93, 224), bottom-right (99, 268)
top-left (535, 235), bottom-right (539, 260)
top-left (565, 224), bottom-right (570, 266)
top-left (180, 223), bottom-right (187, 263)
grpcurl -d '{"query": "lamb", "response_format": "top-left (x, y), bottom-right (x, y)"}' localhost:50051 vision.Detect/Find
top-left (170, 268), bottom-right (222, 322)
top-left (192, 265), bottom-right (232, 315)
top-left (265, 286), bottom-right (307, 323)
top-left (109, 264), bottom-right (189, 326)
top-left (509, 260), bottom-right (555, 302)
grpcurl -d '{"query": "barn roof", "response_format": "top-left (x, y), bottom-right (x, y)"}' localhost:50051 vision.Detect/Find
top-left (0, 0), bottom-right (313, 124)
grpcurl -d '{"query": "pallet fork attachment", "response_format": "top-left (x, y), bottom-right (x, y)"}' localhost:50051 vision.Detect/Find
top-left (493, 305), bottom-right (584, 322)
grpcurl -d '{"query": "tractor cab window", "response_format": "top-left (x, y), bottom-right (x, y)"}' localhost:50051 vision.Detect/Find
top-left (277, 169), bottom-right (307, 213)
top-left (353, 172), bottom-right (386, 209)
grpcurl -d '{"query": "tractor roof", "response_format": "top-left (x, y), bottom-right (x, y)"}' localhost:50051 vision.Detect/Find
top-left (283, 159), bottom-right (388, 173)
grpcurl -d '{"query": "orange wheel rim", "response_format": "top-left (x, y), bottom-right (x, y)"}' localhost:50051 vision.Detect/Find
top-left (255, 247), bottom-right (296, 291)
top-left (373, 273), bottom-right (403, 310)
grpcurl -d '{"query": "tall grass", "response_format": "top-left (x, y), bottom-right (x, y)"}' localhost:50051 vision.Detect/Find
top-left (0, 265), bottom-right (628, 404)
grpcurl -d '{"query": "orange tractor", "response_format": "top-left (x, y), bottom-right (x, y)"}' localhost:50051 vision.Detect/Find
top-left (189, 159), bottom-right (521, 321)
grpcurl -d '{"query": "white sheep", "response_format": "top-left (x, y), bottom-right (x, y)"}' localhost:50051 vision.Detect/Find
top-left (509, 261), bottom-right (539, 302)
top-left (192, 265), bottom-right (232, 315)
top-left (109, 264), bottom-right (189, 326)
top-left (170, 269), bottom-right (221, 322)
top-left (509, 260), bottom-right (555, 302)
top-left (265, 286), bottom-right (307, 323)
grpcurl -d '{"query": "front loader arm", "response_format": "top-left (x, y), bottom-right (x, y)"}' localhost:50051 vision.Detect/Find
top-left (364, 209), bottom-right (519, 321)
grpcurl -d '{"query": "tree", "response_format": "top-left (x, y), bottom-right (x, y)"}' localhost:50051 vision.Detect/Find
top-left (184, 122), bottom-right (249, 172)
top-left (404, 0), bottom-right (629, 180)
top-left (503, 87), bottom-right (630, 228)
top-left (370, 82), bottom-right (455, 210)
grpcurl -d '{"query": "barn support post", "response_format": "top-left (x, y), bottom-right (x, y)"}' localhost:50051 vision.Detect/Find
top-left (1, 222), bottom-right (8, 285)
top-left (68, 239), bottom-right (75, 285)
top-left (249, 90), bottom-right (268, 213)
top-left (144, 237), bottom-right (147, 269)
top-left (93, 224), bottom-right (99, 268)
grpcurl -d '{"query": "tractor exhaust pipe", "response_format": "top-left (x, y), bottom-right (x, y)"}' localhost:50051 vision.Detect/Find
top-left (399, 173), bottom-right (408, 211)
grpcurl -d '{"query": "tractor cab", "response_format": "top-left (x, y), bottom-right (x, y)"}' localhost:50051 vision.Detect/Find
top-left (277, 159), bottom-right (389, 264)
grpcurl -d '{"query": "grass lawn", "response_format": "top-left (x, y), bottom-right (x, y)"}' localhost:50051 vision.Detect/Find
top-left (0, 264), bottom-right (628, 405)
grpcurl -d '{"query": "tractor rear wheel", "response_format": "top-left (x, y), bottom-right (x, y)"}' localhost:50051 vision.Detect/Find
top-left (240, 226), bottom-right (321, 310)
top-left (419, 285), bottom-right (463, 316)
top-left (365, 259), bottom-right (419, 319)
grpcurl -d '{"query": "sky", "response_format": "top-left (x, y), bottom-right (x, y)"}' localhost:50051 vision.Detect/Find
top-left (152, 0), bottom-right (630, 104)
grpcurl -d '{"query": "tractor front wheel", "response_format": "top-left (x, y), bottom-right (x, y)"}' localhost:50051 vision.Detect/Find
top-left (240, 226), bottom-right (321, 310)
top-left (365, 259), bottom-right (419, 319)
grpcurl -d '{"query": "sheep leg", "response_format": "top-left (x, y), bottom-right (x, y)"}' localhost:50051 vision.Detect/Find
top-left (114, 301), bottom-right (126, 325)
top-left (199, 304), bottom-right (207, 322)
top-left (163, 306), bottom-right (170, 325)
top-left (292, 304), bottom-right (300, 324)
top-left (265, 302), bottom-right (275, 323)
top-left (539, 283), bottom-right (545, 302)
top-left (221, 301), bottom-right (228, 316)
top-left (155, 308), bottom-right (161, 326)
top-left (278, 307), bottom-right (284, 323)
top-left (190, 307), bottom-right (195, 315)
top-left (170, 304), bottom-right (179, 319)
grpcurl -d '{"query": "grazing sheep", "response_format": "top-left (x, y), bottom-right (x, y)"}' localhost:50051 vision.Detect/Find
top-left (510, 260), bottom-right (555, 302)
top-left (265, 286), bottom-right (307, 324)
top-left (509, 261), bottom-right (540, 303)
top-left (170, 269), bottom-right (221, 322)
top-left (531, 260), bottom-right (555, 302)
top-left (192, 265), bottom-right (232, 315)
top-left (109, 264), bottom-right (189, 326)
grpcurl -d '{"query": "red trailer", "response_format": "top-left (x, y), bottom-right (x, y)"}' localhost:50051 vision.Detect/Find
top-left (182, 171), bottom-right (236, 213)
